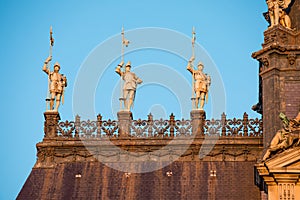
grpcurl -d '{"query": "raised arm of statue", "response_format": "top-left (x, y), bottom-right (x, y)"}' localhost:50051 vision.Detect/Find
top-left (187, 64), bottom-right (193, 74)
top-left (115, 66), bottom-right (122, 76)
top-left (42, 56), bottom-right (52, 75)
top-left (186, 56), bottom-right (195, 74)
top-left (187, 62), bottom-right (194, 75)
top-left (115, 61), bottom-right (124, 76)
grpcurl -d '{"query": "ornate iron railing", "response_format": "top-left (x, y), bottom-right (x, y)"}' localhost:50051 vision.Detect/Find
top-left (204, 113), bottom-right (262, 137)
top-left (129, 114), bottom-right (192, 138)
top-left (56, 112), bottom-right (262, 138)
top-left (57, 115), bottom-right (118, 138)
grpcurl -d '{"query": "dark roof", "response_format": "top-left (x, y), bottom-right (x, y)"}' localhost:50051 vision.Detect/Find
top-left (18, 161), bottom-right (260, 200)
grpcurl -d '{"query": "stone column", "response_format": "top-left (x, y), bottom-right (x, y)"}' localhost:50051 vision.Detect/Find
top-left (117, 111), bottom-right (133, 137)
top-left (252, 25), bottom-right (300, 148)
top-left (190, 110), bottom-right (206, 137)
top-left (44, 111), bottom-right (60, 138)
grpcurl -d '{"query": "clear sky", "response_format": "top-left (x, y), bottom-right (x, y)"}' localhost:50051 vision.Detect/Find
top-left (0, 1), bottom-right (267, 199)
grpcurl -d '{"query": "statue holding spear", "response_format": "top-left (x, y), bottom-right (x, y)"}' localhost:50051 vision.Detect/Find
top-left (115, 27), bottom-right (142, 111)
top-left (42, 26), bottom-right (67, 111)
top-left (186, 27), bottom-right (211, 110)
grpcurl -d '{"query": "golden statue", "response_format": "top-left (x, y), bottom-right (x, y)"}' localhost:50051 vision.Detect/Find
top-left (266, 0), bottom-right (292, 29)
top-left (187, 58), bottom-right (211, 110)
top-left (43, 56), bottom-right (67, 111)
top-left (263, 112), bottom-right (300, 161)
top-left (115, 61), bottom-right (142, 111)
top-left (262, 124), bottom-right (292, 161)
top-left (186, 27), bottom-right (211, 110)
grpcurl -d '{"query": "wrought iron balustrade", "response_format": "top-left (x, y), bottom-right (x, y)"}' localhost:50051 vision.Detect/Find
top-left (56, 112), bottom-right (262, 138)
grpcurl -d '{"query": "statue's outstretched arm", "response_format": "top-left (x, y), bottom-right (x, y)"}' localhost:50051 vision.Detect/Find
top-left (115, 67), bottom-right (122, 76)
top-left (186, 56), bottom-right (195, 74)
top-left (42, 56), bottom-right (52, 75)
top-left (186, 63), bottom-right (194, 74)
top-left (115, 61), bottom-right (124, 76)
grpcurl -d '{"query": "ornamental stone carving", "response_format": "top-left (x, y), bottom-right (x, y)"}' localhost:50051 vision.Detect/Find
top-left (263, 112), bottom-right (300, 161)
top-left (287, 53), bottom-right (297, 65)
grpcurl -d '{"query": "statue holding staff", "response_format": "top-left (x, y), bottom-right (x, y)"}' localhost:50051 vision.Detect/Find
top-left (187, 59), bottom-right (211, 110)
top-left (187, 27), bottom-right (211, 110)
top-left (116, 27), bottom-right (142, 111)
top-left (115, 61), bottom-right (142, 111)
top-left (42, 26), bottom-right (67, 111)
top-left (43, 57), bottom-right (67, 111)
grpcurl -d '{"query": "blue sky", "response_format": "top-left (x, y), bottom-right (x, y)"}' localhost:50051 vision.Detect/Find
top-left (0, 1), bottom-right (267, 199)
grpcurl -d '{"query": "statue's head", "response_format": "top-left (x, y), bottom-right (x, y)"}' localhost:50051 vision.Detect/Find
top-left (125, 61), bottom-right (131, 72)
top-left (54, 62), bottom-right (60, 72)
top-left (197, 62), bottom-right (204, 70)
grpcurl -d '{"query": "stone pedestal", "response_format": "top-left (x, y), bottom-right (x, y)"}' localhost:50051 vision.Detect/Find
top-left (44, 111), bottom-right (60, 138)
top-left (190, 110), bottom-right (206, 137)
top-left (117, 111), bottom-right (133, 137)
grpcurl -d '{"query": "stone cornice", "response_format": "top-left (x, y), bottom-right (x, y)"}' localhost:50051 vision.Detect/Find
top-left (252, 44), bottom-right (300, 59)
top-left (34, 136), bottom-right (263, 168)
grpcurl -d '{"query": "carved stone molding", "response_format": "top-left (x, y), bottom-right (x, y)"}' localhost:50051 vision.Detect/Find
top-left (33, 135), bottom-right (263, 169)
top-left (278, 183), bottom-right (296, 200)
top-left (260, 57), bottom-right (270, 70)
top-left (287, 53), bottom-right (297, 65)
top-left (262, 25), bottom-right (298, 48)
